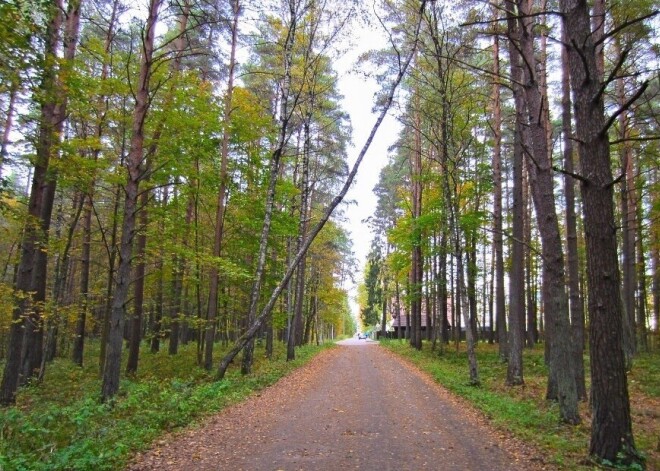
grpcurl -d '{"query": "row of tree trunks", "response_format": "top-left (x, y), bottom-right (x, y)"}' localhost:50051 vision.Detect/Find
top-left (505, 0), bottom-right (579, 425)
top-left (0, 0), bottom-right (79, 406)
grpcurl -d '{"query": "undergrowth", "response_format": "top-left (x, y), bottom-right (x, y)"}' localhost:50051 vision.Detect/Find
top-left (0, 341), bottom-right (332, 471)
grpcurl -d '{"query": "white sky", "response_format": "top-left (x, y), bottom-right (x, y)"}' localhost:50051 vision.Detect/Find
top-left (334, 24), bottom-right (401, 321)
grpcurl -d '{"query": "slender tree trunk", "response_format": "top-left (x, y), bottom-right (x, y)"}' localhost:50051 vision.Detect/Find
top-left (151, 229), bottom-right (165, 354)
top-left (73, 194), bottom-right (92, 366)
top-left (287, 111), bottom-right (312, 362)
top-left (241, 0), bottom-right (299, 374)
top-left (101, 0), bottom-right (162, 402)
top-left (169, 189), bottom-right (184, 356)
top-left (126, 189), bottom-right (148, 375)
top-left (0, 81), bottom-right (18, 176)
top-left (560, 23), bottom-right (587, 400)
top-left (636, 213), bottom-right (649, 352)
top-left (73, 0), bottom-right (119, 369)
top-left (652, 171), bottom-right (660, 346)
top-left (491, 22), bottom-right (507, 359)
top-left (457, 238), bottom-right (479, 385)
top-left (617, 56), bottom-right (637, 367)
top-left (410, 101), bottom-right (423, 350)
top-left (205, 0), bottom-right (239, 371)
top-left (507, 106), bottom-right (525, 386)
top-left (100, 172), bottom-right (122, 373)
top-left (560, 0), bottom-right (642, 463)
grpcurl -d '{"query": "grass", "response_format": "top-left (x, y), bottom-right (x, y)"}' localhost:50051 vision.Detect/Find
top-left (380, 339), bottom-right (659, 470)
top-left (0, 340), bottom-right (333, 471)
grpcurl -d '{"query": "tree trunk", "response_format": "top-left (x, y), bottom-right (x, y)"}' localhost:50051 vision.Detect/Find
top-left (636, 213), bottom-right (649, 353)
top-left (506, 0), bottom-right (578, 424)
top-left (287, 111), bottom-right (312, 361)
top-left (73, 194), bottom-right (92, 367)
top-left (410, 102), bottom-right (423, 351)
top-left (205, 0), bottom-right (239, 371)
top-left (0, 81), bottom-right (18, 176)
top-left (560, 23), bottom-right (587, 400)
top-left (507, 104), bottom-right (525, 386)
top-left (560, 0), bottom-right (642, 464)
top-left (126, 189), bottom-right (148, 375)
top-left (491, 22), bottom-right (507, 358)
top-left (617, 57), bottom-right (637, 367)
top-left (241, 0), bottom-right (298, 375)
top-left (101, 0), bottom-right (162, 402)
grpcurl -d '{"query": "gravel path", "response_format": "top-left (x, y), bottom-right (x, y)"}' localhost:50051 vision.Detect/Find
top-left (128, 341), bottom-right (550, 470)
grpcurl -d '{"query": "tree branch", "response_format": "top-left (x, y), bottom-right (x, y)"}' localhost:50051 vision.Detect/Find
top-left (552, 165), bottom-right (591, 184)
top-left (600, 80), bottom-right (649, 136)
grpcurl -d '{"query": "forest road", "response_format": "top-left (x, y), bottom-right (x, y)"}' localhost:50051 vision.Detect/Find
top-left (128, 342), bottom-right (549, 471)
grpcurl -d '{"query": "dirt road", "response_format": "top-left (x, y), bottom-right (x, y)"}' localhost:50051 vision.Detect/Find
top-left (128, 341), bottom-right (548, 470)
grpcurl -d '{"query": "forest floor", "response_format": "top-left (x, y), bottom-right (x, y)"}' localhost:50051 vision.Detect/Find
top-left (127, 340), bottom-right (552, 471)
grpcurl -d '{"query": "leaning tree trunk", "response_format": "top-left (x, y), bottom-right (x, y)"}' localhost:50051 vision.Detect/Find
top-left (560, 0), bottom-right (643, 465)
top-left (216, 1), bottom-right (428, 379)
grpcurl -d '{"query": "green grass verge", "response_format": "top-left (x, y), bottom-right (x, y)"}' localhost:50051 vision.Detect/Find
top-left (0, 341), bottom-right (332, 471)
top-left (380, 339), bottom-right (658, 470)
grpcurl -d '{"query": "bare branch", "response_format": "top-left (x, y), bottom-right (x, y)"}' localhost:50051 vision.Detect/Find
top-left (601, 81), bottom-right (649, 136)
top-left (552, 165), bottom-right (591, 184)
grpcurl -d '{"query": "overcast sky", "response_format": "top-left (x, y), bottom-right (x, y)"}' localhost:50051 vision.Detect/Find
top-left (334, 23), bottom-right (401, 322)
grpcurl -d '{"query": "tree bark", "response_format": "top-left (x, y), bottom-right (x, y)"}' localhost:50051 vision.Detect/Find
top-left (507, 102), bottom-right (525, 386)
top-left (490, 17), bottom-right (507, 359)
top-left (560, 0), bottom-right (642, 464)
top-left (0, 81), bottom-right (18, 176)
top-left (506, 0), bottom-right (578, 423)
top-left (560, 23), bottom-right (587, 400)
top-left (616, 53), bottom-right (638, 367)
top-left (101, 0), bottom-right (162, 402)
top-left (205, 0), bottom-right (239, 371)
top-left (126, 189), bottom-right (148, 375)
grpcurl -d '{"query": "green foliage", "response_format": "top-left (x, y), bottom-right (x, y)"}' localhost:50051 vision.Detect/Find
top-left (359, 244), bottom-right (383, 329)
top-left (0, 341), bottom-right (332, 471)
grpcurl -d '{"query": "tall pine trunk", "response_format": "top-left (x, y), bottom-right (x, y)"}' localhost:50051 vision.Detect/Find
top-left (560, 23), bottom-right (587, 400)
top-left (506, 0), bottom-right (578, 423)
top-left (560, 0), bottom-right (642, 464)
